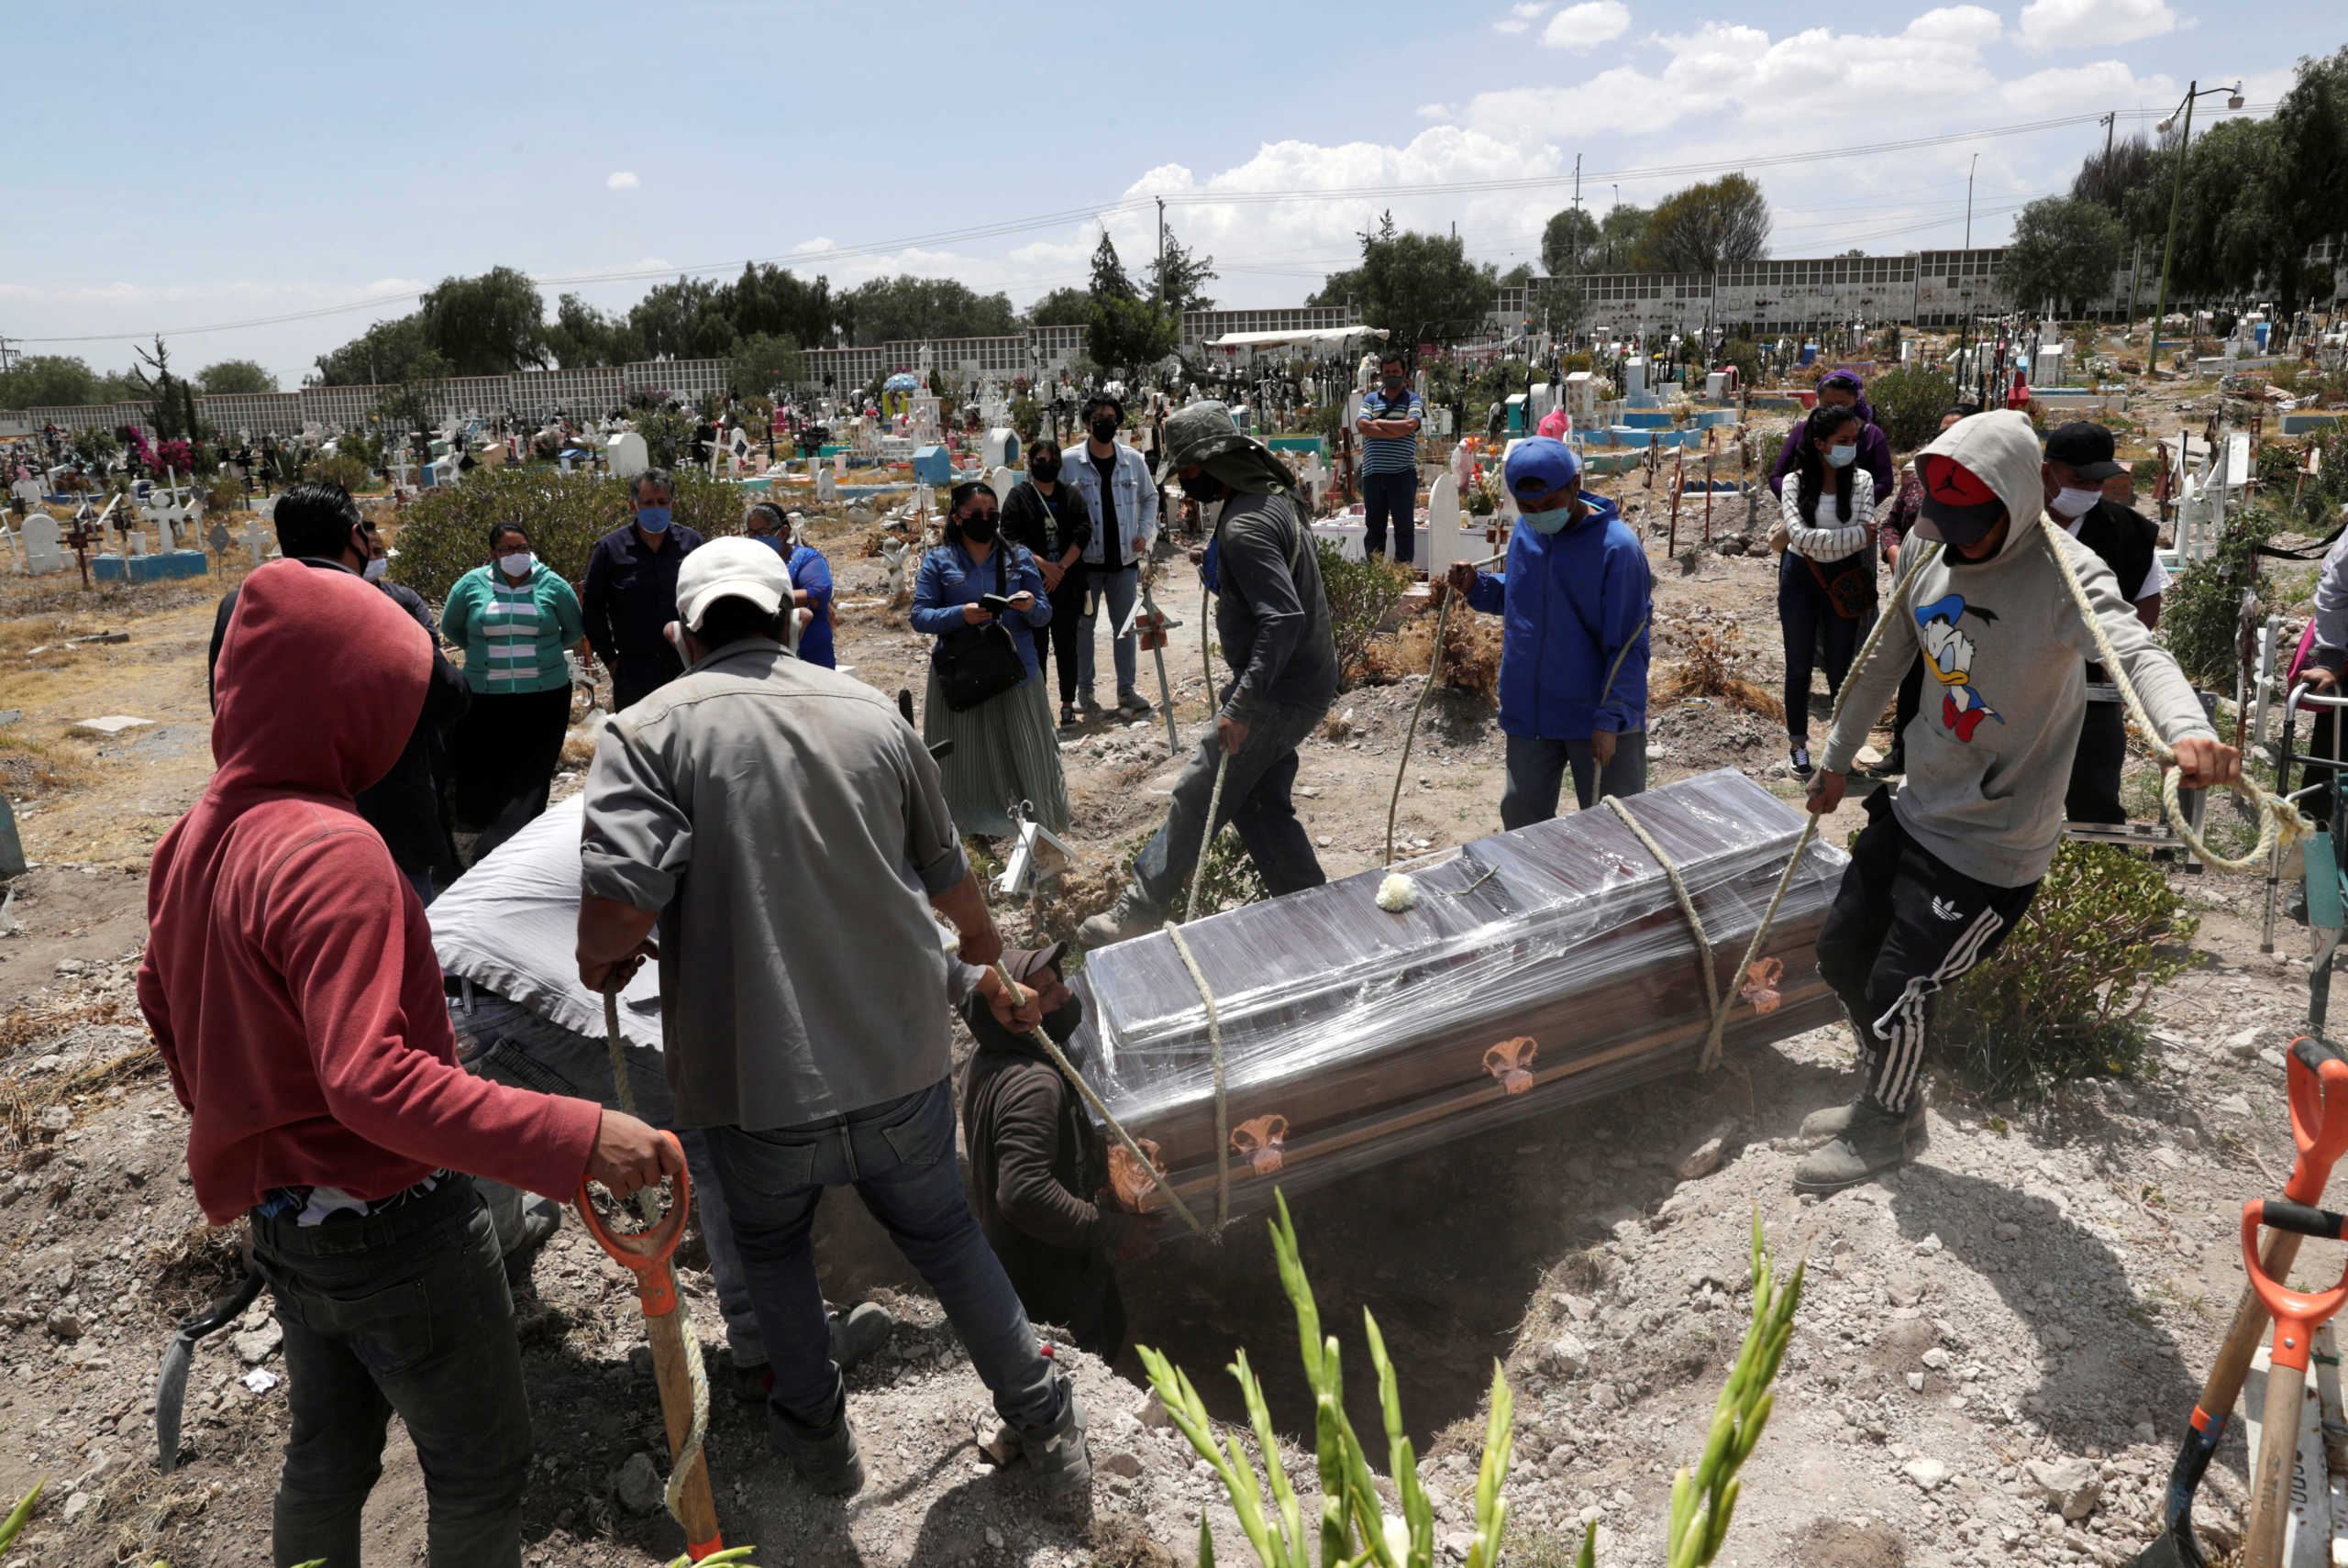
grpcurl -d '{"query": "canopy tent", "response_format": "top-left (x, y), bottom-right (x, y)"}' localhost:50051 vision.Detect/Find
top-left (1206, 326), bottom-right (1390, 355)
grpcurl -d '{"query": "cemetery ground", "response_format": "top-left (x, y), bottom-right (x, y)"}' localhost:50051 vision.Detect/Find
top-left (2, 440), bottom-right (2344, 1568)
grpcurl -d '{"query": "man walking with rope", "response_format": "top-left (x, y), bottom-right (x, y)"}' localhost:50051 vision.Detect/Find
top-left (1798, 411), bottom-right (2239, 1194)
top-left (1080, 403), bottom-right (1338, 947)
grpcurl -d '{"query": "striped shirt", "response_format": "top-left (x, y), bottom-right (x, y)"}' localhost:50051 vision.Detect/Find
top-left (444, 562), bottom-right (587, 696)
top-left (1356, 389), bottom-right (1424, 475)
top-left (482, 580), bottom-right (548, 685)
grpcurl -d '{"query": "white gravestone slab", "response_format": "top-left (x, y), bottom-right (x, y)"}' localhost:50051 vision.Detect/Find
top-left (606, 431), bottom-right (650, 480)
top-left (988, 466), bottom-right (1016, 506)
top-left (1424, 474), bottom-right (1461, 577)
top-left (22, 513), bottom-right (67, 576)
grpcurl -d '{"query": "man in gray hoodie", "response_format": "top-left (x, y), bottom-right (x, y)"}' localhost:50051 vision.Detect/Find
top-left (1799, 411), bottom-right (2238, 1193)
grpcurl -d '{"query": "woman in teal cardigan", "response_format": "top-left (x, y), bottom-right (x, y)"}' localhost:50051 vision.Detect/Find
top-left (441, 521), bottom-right (588, 858)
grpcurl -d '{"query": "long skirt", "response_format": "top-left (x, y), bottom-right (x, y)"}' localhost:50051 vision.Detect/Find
top-left (923, 667), bottom-right (1071, 838)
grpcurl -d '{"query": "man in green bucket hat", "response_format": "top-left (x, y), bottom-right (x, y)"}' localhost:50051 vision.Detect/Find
top-left (1079, 403), bottom-right (1339, 947)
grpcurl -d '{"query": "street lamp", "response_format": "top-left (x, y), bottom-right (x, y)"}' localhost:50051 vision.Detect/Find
top-left (2148, 79), bottom-right (2246, 372)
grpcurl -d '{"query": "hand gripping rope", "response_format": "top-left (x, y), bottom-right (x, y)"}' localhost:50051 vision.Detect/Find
top-left (581, 982), bottom-right (722, 1560)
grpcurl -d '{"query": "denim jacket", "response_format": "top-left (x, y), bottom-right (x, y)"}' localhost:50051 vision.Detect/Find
top-left (1062, 441), bottom-right (1158, 568)
top-left (910, 540), bottom-right (1053, 681)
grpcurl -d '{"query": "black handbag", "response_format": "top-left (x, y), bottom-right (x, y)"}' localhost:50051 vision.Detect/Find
top-left (936, 547), bottom-right (1029, 712)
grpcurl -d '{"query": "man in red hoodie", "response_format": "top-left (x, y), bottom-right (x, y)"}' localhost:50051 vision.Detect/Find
top-left (138, 557), bottom-right (678, 1568)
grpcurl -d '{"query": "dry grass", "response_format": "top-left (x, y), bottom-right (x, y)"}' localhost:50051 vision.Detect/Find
top-left (0, 729), bottom-right (94, 798)
top-left (1363, 611), bottom-right (1503, 705)
top-left (1651, 616), bottom-right (1785, 723)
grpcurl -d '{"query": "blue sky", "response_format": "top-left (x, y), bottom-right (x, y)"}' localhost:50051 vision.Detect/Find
top-left (1, 0), bottom-right (2331, 386)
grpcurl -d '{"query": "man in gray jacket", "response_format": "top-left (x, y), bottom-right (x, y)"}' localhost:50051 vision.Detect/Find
top-left (1080, 403), bottom-right (1337, 945)
top-left (1800, 411), bottom-right (2238, 1193)
top-left (575, 538), bottom-right (1091, 1508)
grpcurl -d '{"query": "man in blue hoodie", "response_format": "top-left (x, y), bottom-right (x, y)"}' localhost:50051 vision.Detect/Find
top-left (1445, 438), bottom-right (1652, 827)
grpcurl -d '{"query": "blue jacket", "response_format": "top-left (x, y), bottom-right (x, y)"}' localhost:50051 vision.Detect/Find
top-left (1061, 441), bottom-right (1158, 567)
top-left (911, 539), bottom-right (1053, 683)
top-left (749, 535), bottom-right (836, 668)
top-left (1464, 493), bottom-right (1651, 740)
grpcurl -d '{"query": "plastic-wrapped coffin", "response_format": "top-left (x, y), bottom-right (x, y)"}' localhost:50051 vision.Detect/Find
top-left (1069, 767), bottom-right (1851, 1219)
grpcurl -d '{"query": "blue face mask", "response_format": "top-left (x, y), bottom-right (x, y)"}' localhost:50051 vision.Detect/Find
top-left (1521, 503), bottom-right (1577, 535)
top-left (636, 505), bottom-right (672, 534)
top-left (1825, 445), bottom-right (1857, 469)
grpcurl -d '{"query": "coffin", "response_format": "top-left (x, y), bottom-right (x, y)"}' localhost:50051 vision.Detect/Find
top-left (1068, 768), bottom-right (1851, 1220)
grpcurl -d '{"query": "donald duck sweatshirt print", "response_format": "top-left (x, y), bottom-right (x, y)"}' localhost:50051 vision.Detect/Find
top-left (1821, 411), bottom-right (2214, 889)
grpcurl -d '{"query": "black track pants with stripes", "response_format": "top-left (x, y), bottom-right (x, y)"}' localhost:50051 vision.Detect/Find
top-left (1814, 789), bottom-right (2042, 1114)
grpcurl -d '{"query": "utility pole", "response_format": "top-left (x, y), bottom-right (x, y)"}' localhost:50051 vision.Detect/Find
top-left (1957, 154), bottom-right (1977, 378)
top-left (1156, 196), bottom-right (1166, 310)
top-left (2100, 111), bottom-right (2116, 166)
top-left (2150, 83), bottom-right (2198, 376)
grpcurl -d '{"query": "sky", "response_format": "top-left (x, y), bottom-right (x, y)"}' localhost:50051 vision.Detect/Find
top-left (1, 0), bottom-right (2334, 389)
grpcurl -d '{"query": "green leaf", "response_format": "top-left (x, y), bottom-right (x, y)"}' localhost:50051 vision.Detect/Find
top-left (1201, 1510), bottom-right (1218, 1568)
top-left (0, 1484), bottom-right (42, 1552)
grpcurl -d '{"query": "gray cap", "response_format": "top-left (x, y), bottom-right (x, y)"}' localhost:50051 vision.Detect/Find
top-left (1156, 400), bottom-right (1261, 482)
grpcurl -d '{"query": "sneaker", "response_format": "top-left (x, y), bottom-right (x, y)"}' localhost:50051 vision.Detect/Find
top-left (770, 1392), bottom-right (865, 1497)
top-left (830, 1301), bottom-right (895, 1372)
top-left (1793, 1098), bottom-right (1919, 1195)
top-left (502, 1197), bottom-right (561, 1287)
top-left (1116, 690), bottom-right (1154, 717)
top-left (1059, 703), bottom-right (1079, 731)
top-left (1078, 693), bottom-right (1105, 718)
top-left (1077, 889), bottom-right (1162, 949)
top-left (1021, 1375), bottom-right (1091, 1516)
top-left (1790, 745), bottom-right (1814, 778)
top-left (1798, 1093), bottom-right (1928, 1151)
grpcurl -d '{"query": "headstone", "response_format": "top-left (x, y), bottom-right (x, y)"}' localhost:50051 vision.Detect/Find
top-left (1424, 474), bottom-right (1461, 577)
top-left (1564, 371), bottom-right (1600, 419)
top-left (1623, 358), bottom-right (1648, 399)
top-left (606, 431), bottom-right (650, 480)
top-left (242, 520), bottom-right (271, 562)
top-left (983, 427), bottom-right (1020, 470)
top-left (987, 466), bottom-right (1016, 506)
top-left (21, 513), bottom-right (66, 576)
top-left (815, 464), bottom-right (838, 502)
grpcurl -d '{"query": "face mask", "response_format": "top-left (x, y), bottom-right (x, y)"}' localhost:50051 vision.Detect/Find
top-left (498, 551), bottom-right (534, 576)
top-left (1030, 457), bottom-right (1061, 482)
top-left (1089, 417), bottom-right (1119, 444)
top-left (1521, 503), bottom-right (1577, 535)
top-left (1184, 470), bottom-right (1229, 503)
top-left (1826, 445), bottom-right (1857, 469)
top-left (748, 531), bottom-right (783, 553)
top-left (959, 513), bottom-right (999, 545)
top-left (363, 558), bottom-right (389, 582)
top-left (2052, 486), bottom-right (2102, 519)
top-left (636, 505), bottom-right (672, 534)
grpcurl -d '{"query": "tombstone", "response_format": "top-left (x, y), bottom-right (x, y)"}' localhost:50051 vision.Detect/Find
top-left (243, 519), bottom-right (272, 563)
top-left (1564, 371), bottom-right (1600, 421)
top-left (10, 475), bottom-right (43, 510)
top-left (912, 446), bottom-right (952, 486)
top-left (1424, 473), bottom-right (1461, 578)
top-left (983, 427), bottom-right (1021, 470)
top-left (22, 513), bottom-right (67, 576)
top-left (816, 464), bottom-right (839, 502)
top-left (987, 465), bottom-right (1016, 506)
top-left (606, 430), bottom-right (650, 480)
top-left (1623, 357), bottom-right (1649, 399)
top-left (207, 521), bottom-right (231, 558)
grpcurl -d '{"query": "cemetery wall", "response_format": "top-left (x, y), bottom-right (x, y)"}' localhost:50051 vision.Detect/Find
top-left (803, 326), bottom-right (1091, 392)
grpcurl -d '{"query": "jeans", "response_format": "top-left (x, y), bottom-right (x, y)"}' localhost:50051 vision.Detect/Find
top-left (455, 686), bottom-right (570, 861)
top-left (463, 999), bottom-right (761, 1365)
top-left (1079, 565), bottom-right (1139, 701)
top-left (1131, 698), bottom-right (1330, 912)
top-left (1778, 552), bottom-right (1864, 745)
top-left (702, 1079), bottom-right (1061, 1439)
top-left (1043, 564), bottom-right (1088, 710)
top-left (1501, 730), bottom-right (1648, 829)
top-left (250, 1176), bottom-right (532, 1568)
top-left (1362, 470), bottom-right (1417, 564)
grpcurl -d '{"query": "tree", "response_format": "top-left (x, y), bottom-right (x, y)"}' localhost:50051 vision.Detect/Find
top-left (544, 293), bottom-right (646, 369)
top-left (1089, 232), bottom-right (1139, 303)
top-left (715, 261), bottom-right (837, 351)
top-left (1636, 174), bottom-right (1771, 273)
top-left (729, 332), bottom-right (804, 397)
top-left (1598, 204), bottom-right (1652, 271)
top-left (197, 359), bottom-right (276, 394)
top-left (2072, 133), bottom-right (2155, 215)
top-left (2262, 47), bottom-right (2348, 330)
top-left (417, 266), bottom-right (548, 377)
top-left (316, 315), bottom-right (440, 387)
top-left (1086, 293), bottom-right (1177, 376)
top-left (838, 276), bottom-right (1017, 345)
top-left (1540, 207), bottom-right (1600, 275)
top-left (0, 355), bottom-right (136, 407)
top-left (124, 336), bottom-right (200, 444)
top-left (1142, 229), bottom-right (1218, 314)
top-left (2000, 197), bottom-right (2125, 317)
top-left (630, 276), bottom-right (738, 359)
top-left (1315, 214), bottom-right (1498, 342)
top-left (1024, 287), bottom-right (1096, 326)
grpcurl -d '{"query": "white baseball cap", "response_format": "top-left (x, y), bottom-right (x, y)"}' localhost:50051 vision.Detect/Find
top-left (674, 536), bottom-right (790, 632)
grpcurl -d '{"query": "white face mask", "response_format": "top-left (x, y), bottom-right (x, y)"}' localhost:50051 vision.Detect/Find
top-left (363, 558), bottom-right (389, 582)
top-left (1825, 445), bottom-right (1857, 469)
top-left (498, 551), bottom-right (534, 577)
top-left (2051, 486), bottom-right (2102, 519)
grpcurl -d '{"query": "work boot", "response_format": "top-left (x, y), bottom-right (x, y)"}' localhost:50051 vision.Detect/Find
top-left (1078, 888), bottom-right (1162, 949)
top-left (1021, 1376), bottom-right (1091, 1517)
top-left (502, 1197), bottom-right (561, 1287)
top-left (771, 1391), bottom-right (865, 1497)
top-left (1793, 1099), bottom-right (1919, 1195)
top-left (830, 1301), bottom-right (895, 1371)
top-left (1798, 1092), bottom-right (1928, 1149)
top-left (1116, 690), bottom-right (1154, 717)
top-left (1866, 745), bottom-right (1906, 779)
top-left (1078, 692), bottom-right (1105, 720)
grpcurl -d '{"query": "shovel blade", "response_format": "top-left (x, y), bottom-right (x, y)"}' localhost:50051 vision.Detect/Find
top-left (2120, 1529), bottom-right (2202, 1568)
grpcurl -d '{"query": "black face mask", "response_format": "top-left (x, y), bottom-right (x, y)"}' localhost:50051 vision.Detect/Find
top-left (1030, 457), bottom-right (1061, 481)
top-left (1089, 416), bottom-right (1119, 443)
top-left (1184, 470), bottom-right (1229, 502)
top-left (959, 513), bottom-right (999, 544)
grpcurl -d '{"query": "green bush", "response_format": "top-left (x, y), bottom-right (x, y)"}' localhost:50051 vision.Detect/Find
top-left (388, 465), bottom-right (744, 602)
top-left (1862, 365), bottom-right (1962, 450)
top-left (1942, 841), bottom-right (2197, 1101)
top-left (310, 453), bottom-right (372, 495)
top-left (1315, 539), bottom-right (1412, 690)
top-left (2161, 502), bottom-right (2281, 685)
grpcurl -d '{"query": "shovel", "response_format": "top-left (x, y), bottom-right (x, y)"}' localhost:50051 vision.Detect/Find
top-left (153, 1265), bottom-right (264, 1475)
top-left (2125, 1035), bottom-right (2348, 1567)
top-left (2239, 1198), bottom-right (2348, 1568)
top-left (578, 1132), bottom-right (725, 1561)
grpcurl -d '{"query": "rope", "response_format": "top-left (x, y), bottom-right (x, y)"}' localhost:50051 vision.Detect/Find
top-left (1161, 922), bottom-right (1233, 1232)
top-left (603, 983), bottom-right (712, 1533)
top-left (2036, 519), bottom-right (2311, 873)
top-left (990, 962), bottom-right (1206, 1238)
top-left (1601, 796), bottom-right (1722, 1030)
top-left (1183, 748), bottom-right (1235, 926)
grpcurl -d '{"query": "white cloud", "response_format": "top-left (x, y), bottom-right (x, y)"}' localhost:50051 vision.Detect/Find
top-left (2017, 0), bottom-right (2176, 51)
top-left (1495, 2), bottom-right (1548, 35)
top-left (1904, 5), bottom-right (2002, 45)
top-left (791, 237), bottom-right (835, 254)
top-left (1541, 1), bottom-right (1630, 50)
top-left (605, 171), bottom-right (639, 190)
top-left (1998, 61), bottom-right (2176, 111)
top-left (1415, 103), bottom-right (1455, 120)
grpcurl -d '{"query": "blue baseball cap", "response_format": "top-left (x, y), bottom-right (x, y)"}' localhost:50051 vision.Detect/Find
top-left (1504, 436), bottom-right (1581, 499)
